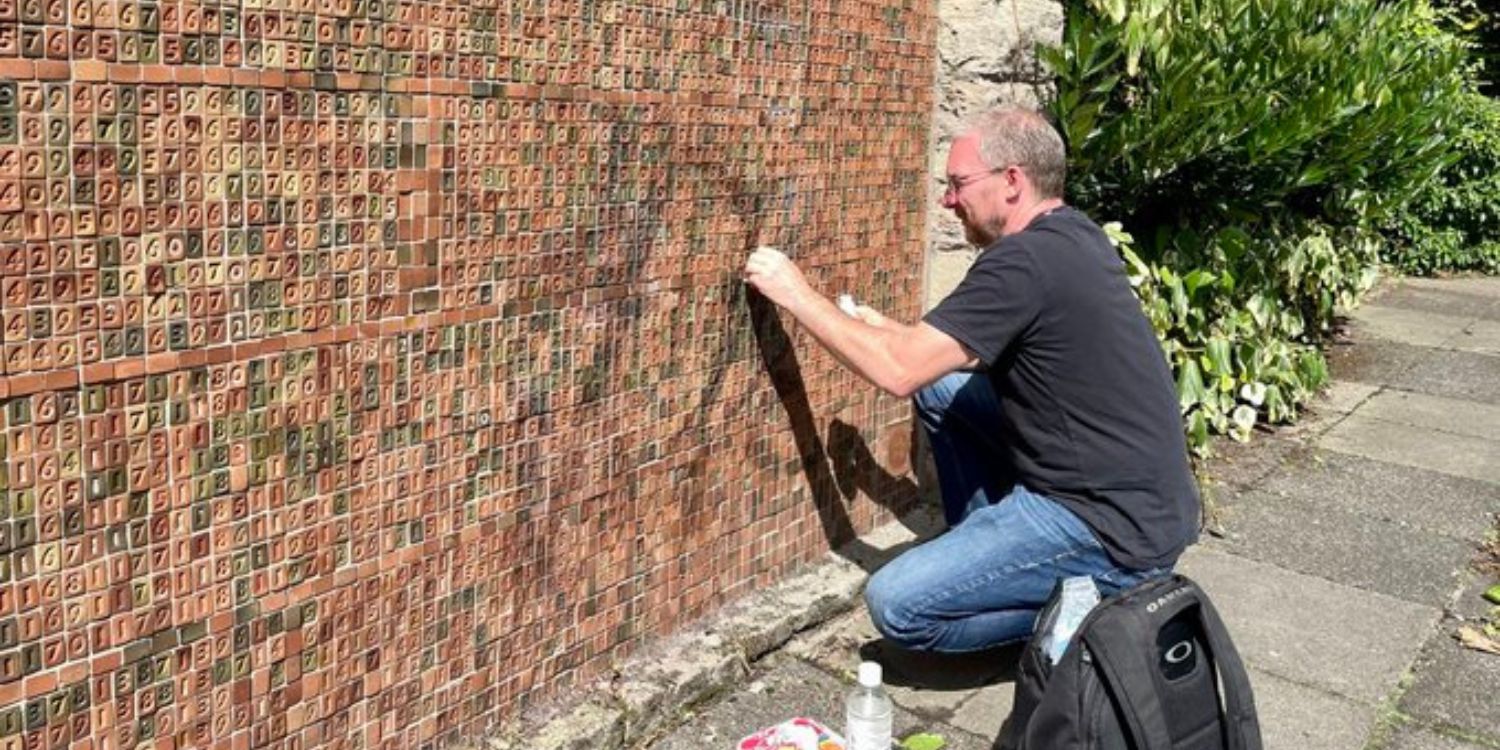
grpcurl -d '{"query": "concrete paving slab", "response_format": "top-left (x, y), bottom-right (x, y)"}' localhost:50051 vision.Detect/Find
top-left (1203, 486), bottom-right (1473, 606)
top-left (1202, 432), bottom-right (1307, 492)
top-left (1326, 341), bottom-right (1500, 406)
top-left (1349, 305), bottom-right (1475, 349)
top-left (1320, 415), bottom-right (1500, 485)
top-left (1326, 339), bottom-right (1427, 386)
top-left (1368, 282), bottom-right (1500, 322)
top-left (1398, 626), bottom-right (1500, 741)
top-left (1269, 386), bottom-right (1385, 449)
top-left (1355, 389), bottom-right (1500, 443)
top-left (1401, 275), bottom-right (1500, 299)
top-left (1249, 667), bottom-right (1379, 750)
top-left (948, 681), bottom-right (1015, 742)
top-left (1176, 546), bottom-right (1440, 704)
top-left (1372, 347), bottom-right (1500, 406)
top-left (887, 680), bottom-right (991, 733)
top-left (1451, 318), bottom-right (1500, 357)
top-left (1383, 724), bottom-right (1497, 750)
top-left (1255, 450), bottom-right (1500, 541)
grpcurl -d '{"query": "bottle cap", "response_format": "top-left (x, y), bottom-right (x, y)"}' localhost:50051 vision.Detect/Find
top-left (857, 661), bottom-right (882, 688)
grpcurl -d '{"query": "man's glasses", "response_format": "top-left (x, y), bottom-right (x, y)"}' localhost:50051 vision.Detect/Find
top-left (944, 167), bottom-right (1007, 197)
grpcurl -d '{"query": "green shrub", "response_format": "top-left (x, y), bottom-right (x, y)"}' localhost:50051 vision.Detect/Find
top-left (1044, 0), bottom-right (1467, 243)
top-left (1384, 90), bottom-right (1500, 274)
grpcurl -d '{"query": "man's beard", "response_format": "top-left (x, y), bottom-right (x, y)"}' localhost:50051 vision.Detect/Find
top-left (962, 213), bottom-right (999, 247)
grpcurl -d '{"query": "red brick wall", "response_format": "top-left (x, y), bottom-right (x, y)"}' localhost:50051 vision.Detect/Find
top-left (0, 1), bottom-right (935, 747)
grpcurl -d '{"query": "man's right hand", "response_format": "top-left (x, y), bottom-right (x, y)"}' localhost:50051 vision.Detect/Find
top-left (743, 246), bottom-right (813, 312)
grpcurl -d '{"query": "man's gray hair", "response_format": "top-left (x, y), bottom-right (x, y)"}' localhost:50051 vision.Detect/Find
top-left (964, 106), bottom-right (1067, 200)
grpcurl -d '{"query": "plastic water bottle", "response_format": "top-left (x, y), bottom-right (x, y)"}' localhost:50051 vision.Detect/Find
top-left (1046, 575), bottom-right (1101, 664)
top-left (845, 661), bottom-right (893, 750)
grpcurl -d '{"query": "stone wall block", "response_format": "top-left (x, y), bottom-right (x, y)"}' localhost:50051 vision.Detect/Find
top-left (925, 0), bottom-right (1065, 309)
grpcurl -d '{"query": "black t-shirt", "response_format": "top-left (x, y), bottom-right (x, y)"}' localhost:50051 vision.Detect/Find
top-left (923, 206), bottom-right (1199, 569)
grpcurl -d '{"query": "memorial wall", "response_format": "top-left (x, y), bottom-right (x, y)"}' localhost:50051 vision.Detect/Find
top-left (0, 1), bottom-right (935, 746)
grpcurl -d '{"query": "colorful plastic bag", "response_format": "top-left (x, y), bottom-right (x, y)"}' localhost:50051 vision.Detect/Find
top-left (737, 717), bottom-right (846, 750)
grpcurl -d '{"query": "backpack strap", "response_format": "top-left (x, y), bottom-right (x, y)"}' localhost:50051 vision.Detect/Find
top-left (1193, 592), bottom-right (1263, 750)
top-left (1082, 606), bottom-right (1176, 750)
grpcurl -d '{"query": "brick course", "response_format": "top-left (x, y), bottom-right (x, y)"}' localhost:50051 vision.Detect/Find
top-left (0, 1), bottom-right (935, 746)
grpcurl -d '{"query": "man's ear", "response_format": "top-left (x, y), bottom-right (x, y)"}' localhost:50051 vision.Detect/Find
top-left (1004, 165), bottom-right (1026, 200)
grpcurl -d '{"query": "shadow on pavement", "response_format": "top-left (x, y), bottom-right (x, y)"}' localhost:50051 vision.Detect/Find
top-left (856, 638), bottom-right (1023, 691)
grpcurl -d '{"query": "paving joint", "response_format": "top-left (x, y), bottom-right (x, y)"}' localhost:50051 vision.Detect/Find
top-left (1360, 637), bottom-right (1432, 750)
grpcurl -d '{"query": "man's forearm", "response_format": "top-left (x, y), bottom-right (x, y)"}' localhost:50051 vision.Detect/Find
top-left (742, 246), bottom-right (970, 395)
top-left (782, 292), bottom-right (924, 398)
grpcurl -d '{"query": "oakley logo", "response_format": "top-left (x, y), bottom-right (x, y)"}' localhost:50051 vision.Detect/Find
top-left (1164, 640), bottom-right (1194, 665)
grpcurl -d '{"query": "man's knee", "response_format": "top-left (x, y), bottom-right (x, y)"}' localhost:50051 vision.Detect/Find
top-left (864, 569), bottom-right (940, 651)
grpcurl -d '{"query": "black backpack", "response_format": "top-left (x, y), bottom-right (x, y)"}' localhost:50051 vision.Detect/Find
top-left (999, 573), bottom-right (1262, 750)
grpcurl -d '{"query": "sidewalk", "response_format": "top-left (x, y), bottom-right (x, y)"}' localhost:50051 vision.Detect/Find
top-left (644, 275), bottom-right (1500, 750)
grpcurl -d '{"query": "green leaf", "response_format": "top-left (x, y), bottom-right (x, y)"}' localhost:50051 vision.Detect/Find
top-left (1246, 295), bottom-right (1274, 331)
top-left (1167, 275), bottom-right (1189, 326)
top-left (1176, 359), bottom-right (1208, 411)
top-left (1297, 350), bottom-right (1329, 390)
top-left (900, 734), bottom-right (948, 750)
top-left (1187, 409), bottom-right (1210, 451)
top-left (1264, 384), bottom-right (1288, 423)
top-left (1294, 164), bottom-right (1331, 188)
top-left (1204, 336), bottom-right (1233, 376)
top-left (1183, 270), bottom-right (1217, 297)
top-left (1485, 585), bottom-right (1500, 605)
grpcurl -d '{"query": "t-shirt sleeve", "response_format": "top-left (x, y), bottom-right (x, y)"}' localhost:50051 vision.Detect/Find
top-left (921, 244), bottom-right (1045, 366)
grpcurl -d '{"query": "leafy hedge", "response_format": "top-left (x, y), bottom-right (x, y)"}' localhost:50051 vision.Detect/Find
top-left (1043, 0), bottom-right (1467, 453)
top-left (1383, 89), bottom-right (1500, 275)
top-left (1045, 0), bottom-right (1465, 238)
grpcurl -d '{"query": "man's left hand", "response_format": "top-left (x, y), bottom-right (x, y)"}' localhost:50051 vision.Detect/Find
top-left (743, 246), bottom-right (812, 310)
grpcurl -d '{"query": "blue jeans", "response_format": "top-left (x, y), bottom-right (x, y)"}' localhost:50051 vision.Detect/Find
top-left (864, 372), bottom-right (1168, 653)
